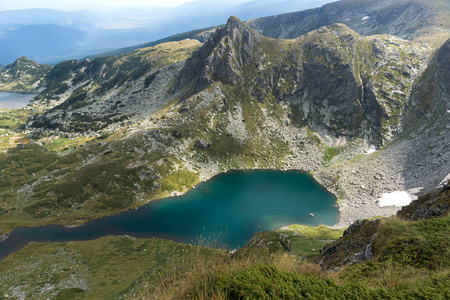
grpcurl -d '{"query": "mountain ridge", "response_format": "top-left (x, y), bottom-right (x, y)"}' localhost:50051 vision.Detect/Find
top-left (177, 17), bottom-right (431, 146)
top-left (247, 0), bottom-right (449, 43)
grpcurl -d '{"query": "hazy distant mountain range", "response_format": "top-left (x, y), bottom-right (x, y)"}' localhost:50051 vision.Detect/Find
top-left (0, 0), bottom-right (334, 65)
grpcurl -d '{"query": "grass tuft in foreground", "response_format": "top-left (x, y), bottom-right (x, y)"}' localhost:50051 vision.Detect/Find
top-left (145, 250), bottom-right (450, 300)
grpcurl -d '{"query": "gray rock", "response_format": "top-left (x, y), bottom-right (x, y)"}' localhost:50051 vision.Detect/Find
top-left (0, 233), bottom-right (9, 243)
top-left (196, 140), bottom-right (212, 150)
top-left (138, 170), bottom-right (161, 180)
top-left (343, 219), bottom-right (363, 236)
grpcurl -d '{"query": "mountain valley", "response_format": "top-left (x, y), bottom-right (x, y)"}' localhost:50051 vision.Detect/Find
top-left (0, 0), bottom-right (449, 298)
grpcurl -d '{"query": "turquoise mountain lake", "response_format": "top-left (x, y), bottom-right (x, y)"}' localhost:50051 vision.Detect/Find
top-left (0, 92), bottom-right (36, 109)
top-left (0, 170), bottom-right (339, 260)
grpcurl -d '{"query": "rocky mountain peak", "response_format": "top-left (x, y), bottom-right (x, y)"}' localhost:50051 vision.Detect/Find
top-left (222, 15), bottom-right (258, 44)
top-left (0, 56), bottom-right (51, 92)
top-left (11, 56), bottom-right (30, 63)
top-left (176, 16), bottom-right (261, 93)
top-left (6, 56), bottom-right (39, 72)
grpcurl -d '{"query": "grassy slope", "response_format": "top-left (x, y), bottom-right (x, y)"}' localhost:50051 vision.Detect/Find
top-left (144, 211), bottom-right (450, 299)
top-left (0, 228), bottom-right (342, 299)
top-left (0, 109), bottom-right (30, 150)
top-left (0, 134), bottom-right (200, 233)
top-left (86, 26), bottom-right (218, 60)
top-left (0, 215), bottom-right (448, 299)
top-left (0, 236), bottom-right (227, 299)
top-left (279, 225), bottom-right (344, 258)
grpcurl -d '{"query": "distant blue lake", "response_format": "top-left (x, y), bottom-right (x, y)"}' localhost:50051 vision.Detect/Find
top-left (0, 170), bottom-right (339, 259)
top-left (0, 92), bottom-right (36, 109)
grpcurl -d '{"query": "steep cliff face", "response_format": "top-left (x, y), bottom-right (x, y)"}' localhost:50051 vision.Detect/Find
top-left (404, 38), bottom-right (450, 126)
top-left (177, 16), bottom-right (260, 93)
top-left (0, 57), bottom-right (51, 93)
top-left (395, 38), bottom-right (450, 191)
top-left (247, 0), bottom-right (446, 41)
top-left (178, 17), bottom-right (429, 146)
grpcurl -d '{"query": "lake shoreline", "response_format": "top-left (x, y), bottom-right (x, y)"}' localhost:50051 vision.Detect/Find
top-left (0, 92), bottom-right (36, 109)
top-left (0, 163), bottom-right (405, 237)
top-left (0, 90), bottom-right (36, 94)
top-left (0, 170), bottom-right (339, 260)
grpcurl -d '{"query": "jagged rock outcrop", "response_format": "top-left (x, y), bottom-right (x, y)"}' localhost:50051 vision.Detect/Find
top-left (28, 40), bottom-right (202, 132)
top-left (177, 17), bottom-right (429, 145)
top-left (397, 182), bottom-right (450, 220)
top-left (317, 219), bottom-right (378, 269)
top-left (177, 16), bottom-right (260, 93)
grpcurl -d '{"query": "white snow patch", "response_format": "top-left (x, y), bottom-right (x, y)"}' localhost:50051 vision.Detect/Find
top-left (365, 145), bottom-right (377, 154)
top-left (378, 191), bottom-right (417, 207)
top-left (362, 16), bottom-right (370, 20)
top-left (408, 187), bottom-right (423, 195)
top-left (439, 173), bottom-right (450, 186)
top-left (447, 109), bottom-right (450, 113)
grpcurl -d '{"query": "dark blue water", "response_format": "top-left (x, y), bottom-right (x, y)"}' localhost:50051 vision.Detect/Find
top-left (0, 92), bottom-right (36, 109)
top-left (0, 170), bottom-right (338, 260)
